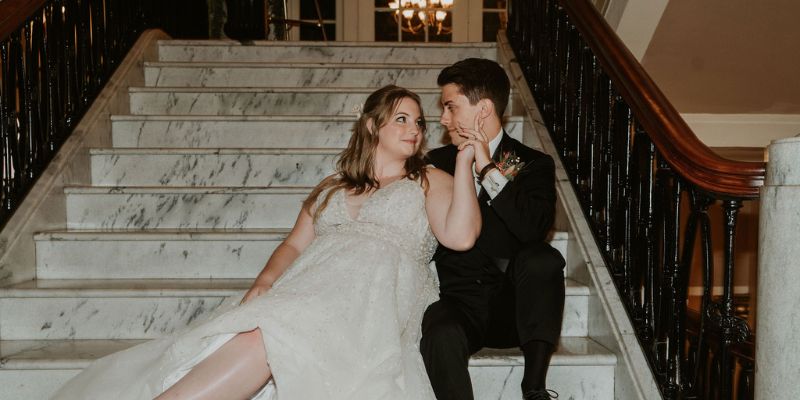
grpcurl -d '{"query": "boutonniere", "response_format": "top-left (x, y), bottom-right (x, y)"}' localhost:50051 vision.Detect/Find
top-left (495, 151), bottom-right (526, 181)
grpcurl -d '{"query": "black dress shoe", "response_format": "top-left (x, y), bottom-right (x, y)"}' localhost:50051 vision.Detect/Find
top-left (522, 388), bottom-right (559, 400)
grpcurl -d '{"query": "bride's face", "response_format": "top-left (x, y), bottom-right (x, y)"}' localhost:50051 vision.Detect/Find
top-left (375, 97), bottom-right (425, 160)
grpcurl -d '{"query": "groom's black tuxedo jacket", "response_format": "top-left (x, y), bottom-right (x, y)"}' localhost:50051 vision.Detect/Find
top-left (427, 132), bottom-right (556, 308)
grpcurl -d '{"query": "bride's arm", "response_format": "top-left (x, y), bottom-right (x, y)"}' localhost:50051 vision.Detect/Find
top-left (425, 147), bottom-right (481, 250)
top-left (241, 207), bottom-right (316, 303)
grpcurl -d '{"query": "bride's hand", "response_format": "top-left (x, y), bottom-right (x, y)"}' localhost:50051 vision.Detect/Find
top-left (241, 283), bottom-right (271, 305)
top-left (456, 141), bottom-right (476, 161)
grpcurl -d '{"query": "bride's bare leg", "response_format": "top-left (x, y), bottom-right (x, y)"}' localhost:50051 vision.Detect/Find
top-left (155, 328), bottom-right (271, 400)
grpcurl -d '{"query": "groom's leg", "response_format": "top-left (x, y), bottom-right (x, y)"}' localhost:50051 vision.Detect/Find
top-left (510, 242), bottom-right (566, 393)
top-left (421, 300), bottom-right (476, 400)
top-left (510, 242), bottom-right (565, 349)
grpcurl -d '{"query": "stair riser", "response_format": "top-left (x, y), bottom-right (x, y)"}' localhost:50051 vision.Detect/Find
top-left (91, 152), bottom-right (337, 187)
top-left (0, 297), bottom-right (231, 340)
top-left (0, 294), bottom-right (586, 340)
top-left (36, 238), bottom-right (281, 279)
top-left (145, 65), bottom-right (442, 88)
top-left (0, 370), bottom-right (77, 400)
top-left (111, 119), bottom-right (529, 148)
top-left (66, 192), bottom-right (306, 229)
top-left (470, 364), bottom-right (614, 400)
top-left (157, 44), bottom-right (496, 63)
top-left (35, 236), bottom-right (569, 280)
top-left (129, 91), bottom-right (450, 116)
top-left (0, 365), bottom-right (612, 400)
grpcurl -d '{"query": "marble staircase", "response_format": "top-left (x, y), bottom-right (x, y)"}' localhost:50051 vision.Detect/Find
top-left (0, 41), bottom-right (617, 399)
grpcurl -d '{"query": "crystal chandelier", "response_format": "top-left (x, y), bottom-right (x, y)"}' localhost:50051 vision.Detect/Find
top-left (388, 0), bottom-right (454, 35)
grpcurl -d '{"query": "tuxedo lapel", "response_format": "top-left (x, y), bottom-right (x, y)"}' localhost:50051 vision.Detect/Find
top-left (494, 131), bottom-right (515, 162)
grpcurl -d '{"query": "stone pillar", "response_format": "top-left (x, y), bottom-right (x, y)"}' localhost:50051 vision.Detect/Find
top-left (755, 137), bottom-right (800, 399)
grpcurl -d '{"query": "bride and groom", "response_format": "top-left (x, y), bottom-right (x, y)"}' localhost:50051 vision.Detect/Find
top-left (52, 58), bottom-right (565, 400)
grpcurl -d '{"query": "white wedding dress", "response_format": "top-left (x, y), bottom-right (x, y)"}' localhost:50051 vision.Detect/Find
top-left (52, 178), bottom-right (439, 400)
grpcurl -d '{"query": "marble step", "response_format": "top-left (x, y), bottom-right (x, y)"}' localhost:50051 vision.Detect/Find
top-left (34, 230), bottom-right (569, 280)
top-left (157, 40), bottom-right (497, 63)
top-left (110, 115), bottom-right (525, 148)
top-left (128, 87), bottom-right (520, 116)
top-left (0, 279), bottom-right (589, 340)
top-left (90, 148), bottom-right (339, 187)
top-left (144, 62), bottom-right (447, 88)
top-left (33, 229), bottom-right (287, 280)
top-left (0, 337), bottom-right (613, 399)
top-left (65, 186), bottom-right (310, 230)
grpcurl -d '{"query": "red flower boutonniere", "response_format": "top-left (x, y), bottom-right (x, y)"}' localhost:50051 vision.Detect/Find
top-left (495, 151), bottom-right (526, 181)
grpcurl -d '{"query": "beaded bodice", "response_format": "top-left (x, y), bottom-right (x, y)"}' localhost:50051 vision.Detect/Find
top-left (314, 178), bottom-right (438, 265)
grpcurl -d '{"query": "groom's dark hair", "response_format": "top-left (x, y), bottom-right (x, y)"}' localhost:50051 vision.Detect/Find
top-left (437, 58), bottom-right (510, 119)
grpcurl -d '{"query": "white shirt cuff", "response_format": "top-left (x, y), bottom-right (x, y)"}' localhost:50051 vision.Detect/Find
top-left (481, 168), bottom-right (509, 199)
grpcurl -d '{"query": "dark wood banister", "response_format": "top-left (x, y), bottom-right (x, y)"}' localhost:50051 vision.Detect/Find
top-left (0, 0), bottom-right (48, 41)
top-left (561, 0), bottom-right (766, 198)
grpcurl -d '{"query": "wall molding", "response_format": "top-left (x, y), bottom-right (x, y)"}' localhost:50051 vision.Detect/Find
top-left (682, 113), bottom-right (800, 149)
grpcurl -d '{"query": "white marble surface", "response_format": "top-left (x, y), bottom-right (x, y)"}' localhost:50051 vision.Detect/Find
top-left (0, 30), bottom-right (169, 287)
top-left (470, 365), bottom-right (614, 400)
top-left (0, 277), bottom-right (587, 340)
top-left (0, 296), bottom-right (230, 340)
top-left (128, 87), bottom-right (450, 116)
top-left (0, 337), bottom-right (614, 399)
top-left (0, 279), bottom-right (248, 339)
top-left (157, 40), bottom-right (497, 63)
top-left (756, 138), bottom-right (800, 400)
top-left (90, 148), bottom-right (338, 187)
top-left (765, 136), bottom-right (800, 185)
top-left (65, 186), bottom-right (309, 229)
top-left (145, 62), bottom-right (446, 88)
top-left (34, 229), bottom-right (573, 280)
top-left (35, 230), bottom-right (286, 279)
top-left (110, 115), bottom-right (525, 149)
top-left (0, 369), bottom-right (78, 400)
top-left (129, 87), bottom-right (521, 117)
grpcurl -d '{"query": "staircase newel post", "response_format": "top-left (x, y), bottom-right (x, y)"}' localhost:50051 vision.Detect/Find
top-left (755, 137), bottom-right (800, 400)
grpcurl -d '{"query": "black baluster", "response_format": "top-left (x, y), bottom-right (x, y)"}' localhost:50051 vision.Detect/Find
top-left (0, 40), bottom-right (16, 217)
top-left (704, 200), bottom-right (750, 399)
top-left (737, 357), bottom-right (754, 400)
top-left (43, 3), bottom-right (61, 153)
top-left (60, 0), bottom-right (78, 130)
top-left (663, 175), bottom-right (683, 395)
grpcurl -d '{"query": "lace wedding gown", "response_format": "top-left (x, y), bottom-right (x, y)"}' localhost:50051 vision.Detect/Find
top-left (52, 178), bottom-right (439, 400)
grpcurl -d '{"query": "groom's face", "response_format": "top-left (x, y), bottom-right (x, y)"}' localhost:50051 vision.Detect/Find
top-left (439, 83), bottom-right (482, 146)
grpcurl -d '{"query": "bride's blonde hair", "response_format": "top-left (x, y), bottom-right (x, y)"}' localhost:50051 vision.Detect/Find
top-left (304, 85), bottom-right (429, 220)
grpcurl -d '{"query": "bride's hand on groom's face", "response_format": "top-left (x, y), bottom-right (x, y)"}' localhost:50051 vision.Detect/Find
top-left (456, 113), bottom-right (491, 170)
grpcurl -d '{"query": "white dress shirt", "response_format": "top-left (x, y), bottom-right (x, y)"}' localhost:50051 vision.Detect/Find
top-left (474, 129), bottom-right (509, 200)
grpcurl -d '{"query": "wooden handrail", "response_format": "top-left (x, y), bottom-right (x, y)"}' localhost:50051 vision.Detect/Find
top-left (0, 0), bottom-right (48, 41)
top-left (562, 0), bottom-right (766, 198)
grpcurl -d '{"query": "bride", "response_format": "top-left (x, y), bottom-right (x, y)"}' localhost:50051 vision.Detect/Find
top-left (51, 85), bottom-right (481, 400)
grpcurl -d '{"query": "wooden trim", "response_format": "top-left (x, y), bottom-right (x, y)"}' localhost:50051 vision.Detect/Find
top-left (0, 0), bottom-right (47, 41)
top-left (562, 0), bottom-right (766, 198)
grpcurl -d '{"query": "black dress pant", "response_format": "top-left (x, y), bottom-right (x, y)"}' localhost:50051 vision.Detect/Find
top-left (421, 242), bottom-right (565, 400)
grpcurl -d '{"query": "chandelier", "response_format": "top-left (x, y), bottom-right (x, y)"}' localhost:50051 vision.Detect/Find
top-left (388, 0), bottom-right (454, 36)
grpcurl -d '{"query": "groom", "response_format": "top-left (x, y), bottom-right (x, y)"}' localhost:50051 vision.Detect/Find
top-left (422, 58), bottom-right (566, 400)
